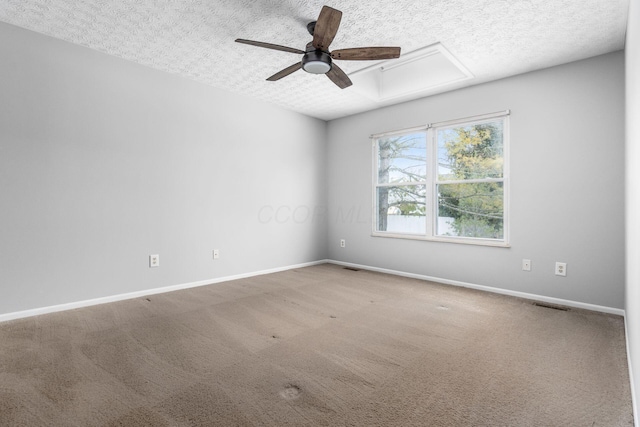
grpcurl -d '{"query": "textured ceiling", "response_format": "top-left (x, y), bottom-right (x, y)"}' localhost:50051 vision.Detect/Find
top-left (0, 0), bottom-right (629, 120)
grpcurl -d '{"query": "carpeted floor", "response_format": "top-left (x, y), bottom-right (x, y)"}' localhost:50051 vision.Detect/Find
top-left (0, 263), bottom-right (633, 426)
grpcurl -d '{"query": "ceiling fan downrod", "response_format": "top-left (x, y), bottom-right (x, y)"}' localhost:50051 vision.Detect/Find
top-left (306, 21), bottom-right (317, 36)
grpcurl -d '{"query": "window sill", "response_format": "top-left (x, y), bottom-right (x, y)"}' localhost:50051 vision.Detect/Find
top-left (371, 232), bottom-right (511, 248)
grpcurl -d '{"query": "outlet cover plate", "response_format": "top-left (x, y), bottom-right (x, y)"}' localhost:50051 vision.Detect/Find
top-left (149, 254), bottom-right (159, 268)
top-left (555, 262), bottom-right (567, 276)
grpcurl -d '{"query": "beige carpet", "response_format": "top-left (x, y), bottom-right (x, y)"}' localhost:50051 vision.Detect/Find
top-left (0, 263), bottom-right (633, 426)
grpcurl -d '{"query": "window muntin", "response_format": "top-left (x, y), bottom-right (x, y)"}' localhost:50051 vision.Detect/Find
top-left (373, 112), bottom-right (509, 246)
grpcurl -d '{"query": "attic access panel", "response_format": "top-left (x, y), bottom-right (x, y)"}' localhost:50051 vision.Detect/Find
top-left (349, 43), bottom-right (473, 102)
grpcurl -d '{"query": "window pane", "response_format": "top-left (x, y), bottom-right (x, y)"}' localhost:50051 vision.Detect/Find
top-left (378, 133), bottom-right (427, 184)
top-left (437, 182), bottom-right (504, 239)
top-left (437, 121), bottom-right (503, 181)
top-left (376, 185), bottom-right (426, 234)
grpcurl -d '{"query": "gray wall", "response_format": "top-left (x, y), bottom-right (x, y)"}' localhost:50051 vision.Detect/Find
top-left (0, 23), bottom-right (327, 315)
top-left (0, 21), bottom-right (626, 317)
top-left (625, 0), bottom-right (640, 417)
top-left (327, 51), bottom-right (625, 309)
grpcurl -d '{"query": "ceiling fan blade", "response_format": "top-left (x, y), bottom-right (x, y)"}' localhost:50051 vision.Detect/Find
top-left (326, 63), bottom-right (352, 89)
top-left (312, 6), bottom-right (342, 50)
top-left (331, 47), bottom-right (401, 61)
top-left (235, 39), bottom-right (305, 55)
top-left (266, 62), bottom-right (302, 81)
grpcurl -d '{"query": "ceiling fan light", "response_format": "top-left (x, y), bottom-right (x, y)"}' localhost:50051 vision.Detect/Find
top-left (303, 60), bottom-right (332, 74)
top-left (302, 50), bottom-right (332, 74)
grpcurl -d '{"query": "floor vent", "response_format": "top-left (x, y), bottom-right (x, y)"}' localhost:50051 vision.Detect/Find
top-left (533, 302), bottom-right (569, 311)
top-left (343, 267), bottom-right (360, 272)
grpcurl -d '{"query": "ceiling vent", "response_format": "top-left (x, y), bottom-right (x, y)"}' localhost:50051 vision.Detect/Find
top-left (348, 43), bottom-right (473, 103)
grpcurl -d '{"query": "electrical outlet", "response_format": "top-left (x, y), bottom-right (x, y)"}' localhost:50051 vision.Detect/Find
top-left (555, 262), bottom-right (567, 276)
top-left (522, 259), bottom-right (531, 271)
top-left (340, 239), bottom-right (346, 248)
top-left (213, 249), bottom-right (219, 260)
top-left (149, 254), bottom-right (159, 268)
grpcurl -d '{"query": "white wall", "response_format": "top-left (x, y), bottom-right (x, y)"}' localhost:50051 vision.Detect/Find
top-left (327, 51), bottom-right (625, 309)
top-left (0, 23), bottom-right (327, 316)
top-left (626, 0), bottom-right (640, 418)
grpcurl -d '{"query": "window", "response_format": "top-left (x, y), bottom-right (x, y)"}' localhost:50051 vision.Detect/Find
top-left (373, 111), bottom-right (509, 246)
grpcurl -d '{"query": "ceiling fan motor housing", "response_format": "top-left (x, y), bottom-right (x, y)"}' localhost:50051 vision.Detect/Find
top-left (302, 49), bottom-right (332, 74)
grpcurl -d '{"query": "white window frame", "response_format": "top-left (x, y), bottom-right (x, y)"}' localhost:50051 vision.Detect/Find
top-left (372, 110), bottom-right (510, 247)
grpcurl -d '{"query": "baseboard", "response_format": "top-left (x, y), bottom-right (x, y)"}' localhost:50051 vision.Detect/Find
top-left (0, 258), bottom-right (624, 322)
top-left (327, 259), bottom-right (626, 316)
top-left (625, 316), bottom-right (639, 426)
top-left (0, 259), bottom-right (329, 323)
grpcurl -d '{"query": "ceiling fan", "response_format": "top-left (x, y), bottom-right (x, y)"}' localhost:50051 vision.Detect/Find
top-left (235, 5), bottom-right (401, 89)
